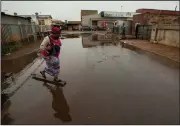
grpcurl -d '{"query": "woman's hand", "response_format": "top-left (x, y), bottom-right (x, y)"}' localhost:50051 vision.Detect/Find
top-left (46, 45), bottom-right (52, 50)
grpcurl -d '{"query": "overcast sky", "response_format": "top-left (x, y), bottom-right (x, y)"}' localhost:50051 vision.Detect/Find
top-left (2, 1), bottom-right (179, 21)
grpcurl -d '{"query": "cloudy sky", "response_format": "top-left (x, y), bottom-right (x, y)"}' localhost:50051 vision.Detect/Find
top-left (2, 1), bottom-right (179, 21)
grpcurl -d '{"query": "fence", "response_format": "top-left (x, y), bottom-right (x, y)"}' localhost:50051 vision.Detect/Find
top-left (112, 25), bottom-right (132, 35)
top-left (137, 25), bottom-right (152, 40)
top-left (1, 24), bottom-right (51, 56)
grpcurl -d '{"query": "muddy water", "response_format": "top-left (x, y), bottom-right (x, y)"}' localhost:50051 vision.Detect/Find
top-left (2, 34), bottom-right (179, 124)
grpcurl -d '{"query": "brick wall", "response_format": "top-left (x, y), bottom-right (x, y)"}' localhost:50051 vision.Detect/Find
top-left (136, 9), bottom-right (180, 16)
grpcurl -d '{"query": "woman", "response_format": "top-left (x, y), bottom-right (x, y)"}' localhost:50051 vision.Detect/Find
top-left (39, 26), bottom-right (62, 82)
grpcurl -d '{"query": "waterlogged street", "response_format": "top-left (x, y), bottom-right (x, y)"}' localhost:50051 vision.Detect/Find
top-left (2, 34), bottom-right (179, 124)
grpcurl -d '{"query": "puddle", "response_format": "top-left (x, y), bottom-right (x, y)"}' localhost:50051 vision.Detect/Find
top-left (1, 51), bottom-right (38, 74)
top-left (2, 33), bottom-right (179, 125)
top-left (82, 33), bottom-right (119, 48)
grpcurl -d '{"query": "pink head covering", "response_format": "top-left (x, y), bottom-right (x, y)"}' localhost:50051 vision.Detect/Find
top-left (51, 26), bottom-right (61, 34)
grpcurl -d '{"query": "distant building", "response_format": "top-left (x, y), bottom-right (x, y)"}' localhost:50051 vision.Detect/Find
top-left (20, 13), bottom-right (53, 25)
top-left (20, 13), bottom-right (53, 33)
top-left (37, 15), bottom-right (52, 25)
top-left (51, 19), bottom-right (64, 25)
top-left (81, 11), bottom-right (137, 34)
top-left (82, 14), bottom-right (101, 28)
top-left (81, 10), bottom-right (98, 17)
top-left (81, 10), bottom-right (98, 24)
top-left (67, 21), bottom-right (81, 31)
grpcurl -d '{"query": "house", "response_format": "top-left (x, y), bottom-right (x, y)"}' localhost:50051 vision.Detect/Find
top-left (1, 12), bottom-right (33, 43)
top-left (81, 10), bottom-right (98, 22)
top-left (67, 21), bottom-right (81, 31)
top-left (20, 13), bottom-right (53, 25)
top-left (1, 12), bottom-right (31, 25)
top-left (20, 13), bottom-right (53, 32)
top-left (37, 15), bottom-right (52, 25)
top-left (20, 14), bottom-right (39, 25)
top-left (51, 19), bottom-right (64, 25)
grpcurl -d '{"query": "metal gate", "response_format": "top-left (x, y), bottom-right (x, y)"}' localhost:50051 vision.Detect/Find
top-left (137, 25), bottom-right (152, 40)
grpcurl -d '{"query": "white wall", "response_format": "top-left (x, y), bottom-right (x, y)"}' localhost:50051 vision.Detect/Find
top-left (30, 15), bottom-right (39, 25)
top-left (44, 18), bottom-right (52, 25)
top-left (82, 14), bottom-right (101, 27)
top-left (151, 24), bottom-right (180, 48)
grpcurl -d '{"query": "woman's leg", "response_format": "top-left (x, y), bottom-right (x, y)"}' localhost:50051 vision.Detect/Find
top-left (53, 57), bottom-right (62, 82)
top-left (40, 57), bottom-right (51, 78)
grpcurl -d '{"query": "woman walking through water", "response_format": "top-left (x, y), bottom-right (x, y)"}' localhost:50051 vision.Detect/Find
top-left (39, 26), bottom-right (62, 82)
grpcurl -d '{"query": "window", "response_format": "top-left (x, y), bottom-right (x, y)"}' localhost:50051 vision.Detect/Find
top-left (39, 20), bottom-right (45, 25)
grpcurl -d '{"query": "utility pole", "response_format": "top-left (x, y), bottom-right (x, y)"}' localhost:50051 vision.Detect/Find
top-left (121, 6), bottom-right (123, 12)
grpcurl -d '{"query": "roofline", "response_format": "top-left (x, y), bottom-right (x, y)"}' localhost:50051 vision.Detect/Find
top-left (1, 12), bottom-right (31, 20)
top-left (136, 8), bottom-right (180, 16)
top-left (134, 12), bottom-right (179, 16)
top-left (81, 10), bottom-right (98, 11)
top-left (37, 15), bottom-right (52, 19)
top-left (136, 8), bottom-right (180, 12)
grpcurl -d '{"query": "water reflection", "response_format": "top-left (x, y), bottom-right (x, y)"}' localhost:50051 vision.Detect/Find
top-left (1, 51), bottom-right (38, 74)
top-left (43, 83), bottom-right (72, 122)
top-left (62, 34), bottom-right (80, 39)
top-left (1, 93), bottom-right (14, 125)
top-left (82, 33), bottom-right (119, 48)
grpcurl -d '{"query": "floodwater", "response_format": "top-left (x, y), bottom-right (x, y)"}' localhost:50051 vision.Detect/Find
top-left (1, 33), bottom-right (179, 125)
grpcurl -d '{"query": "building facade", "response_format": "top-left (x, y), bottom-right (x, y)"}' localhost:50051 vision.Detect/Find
top-left (81, 11), bottom-right (137, 34)
top-left (67, 21), bottom-right (81, 31)
top-left (132, 8), bottom-right (180, 35)
top-left (1, 12), bottom-right (33, 43)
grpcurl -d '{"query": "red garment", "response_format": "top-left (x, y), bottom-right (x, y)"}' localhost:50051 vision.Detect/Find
top-left (49, 36), bottom-right (62, 58)
top-left (41, 36), bottom-right (62, 58)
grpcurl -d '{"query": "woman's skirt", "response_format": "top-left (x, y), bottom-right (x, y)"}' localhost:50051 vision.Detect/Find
top-left (44, 56), bottom-right (60, 77)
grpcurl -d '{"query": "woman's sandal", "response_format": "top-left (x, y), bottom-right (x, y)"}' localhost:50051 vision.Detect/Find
top-left (40, 71), bottom-right (46, 79)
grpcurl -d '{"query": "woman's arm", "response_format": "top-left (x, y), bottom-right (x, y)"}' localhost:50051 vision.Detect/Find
top-left (40, 36), bottom-right (50, 51)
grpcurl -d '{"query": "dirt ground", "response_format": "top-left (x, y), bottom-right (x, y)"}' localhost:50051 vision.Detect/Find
top-left (120, 39), bottom-right (179, 63)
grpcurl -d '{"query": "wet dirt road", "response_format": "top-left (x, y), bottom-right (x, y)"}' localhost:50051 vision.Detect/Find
top-left (3, 34), bottom-right (179, 125)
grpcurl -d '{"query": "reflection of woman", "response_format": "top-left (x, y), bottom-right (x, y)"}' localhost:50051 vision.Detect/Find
top-left (43, 83), bottom-right (72, 122)
top-left (1, 93), bottom-right (14, 124)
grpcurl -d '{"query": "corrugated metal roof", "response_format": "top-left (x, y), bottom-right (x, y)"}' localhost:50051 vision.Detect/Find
top-left (37, 15), bottom-right (52, 19)
top-left (1, 12), bottom-right (31, 20)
